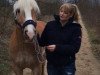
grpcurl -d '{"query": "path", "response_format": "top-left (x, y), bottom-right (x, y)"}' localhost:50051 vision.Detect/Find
top-left (76, 23), bottom-right (100, 75)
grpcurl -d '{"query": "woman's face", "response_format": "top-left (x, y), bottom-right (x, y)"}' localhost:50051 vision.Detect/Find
top-left (59, 8), bottom-right (72, 22)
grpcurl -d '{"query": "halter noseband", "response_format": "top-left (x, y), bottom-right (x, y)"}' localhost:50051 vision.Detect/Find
top-left (15, 19), bottom-right (37, 29)
top-left (23, 20), bottom-right (36, 29)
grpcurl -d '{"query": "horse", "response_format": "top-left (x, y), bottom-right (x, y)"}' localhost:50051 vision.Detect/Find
top-left (9, 0), bottom-right (46, 75)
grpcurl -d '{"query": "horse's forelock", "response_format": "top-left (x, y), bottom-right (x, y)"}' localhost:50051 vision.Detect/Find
top-left (14, 0), bottom-right (40, 15)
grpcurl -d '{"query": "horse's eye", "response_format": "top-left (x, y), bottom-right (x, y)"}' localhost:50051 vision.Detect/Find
top-left (16, 9), bottom-right (20, 15)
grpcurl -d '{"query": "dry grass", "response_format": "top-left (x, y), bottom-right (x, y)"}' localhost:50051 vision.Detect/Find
top-left (0, 6), bottom-right (13, 75)
top-left (78, 0), bottom-right (100, 62)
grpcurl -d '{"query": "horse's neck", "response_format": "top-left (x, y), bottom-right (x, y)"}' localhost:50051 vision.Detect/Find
top-left (15, 27), bottom-right (24, 42)
top-left (9, 26), bottom-right (25, 50)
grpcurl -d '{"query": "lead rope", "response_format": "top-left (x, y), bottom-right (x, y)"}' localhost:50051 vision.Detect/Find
top-left (33, 34), bottom-right (45, 64)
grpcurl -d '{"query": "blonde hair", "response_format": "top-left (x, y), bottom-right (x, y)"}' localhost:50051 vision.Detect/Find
top-left (60, 3), bottom-right (83, 25)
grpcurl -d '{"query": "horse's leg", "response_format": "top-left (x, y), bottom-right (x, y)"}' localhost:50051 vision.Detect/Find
top-left (32, 65), bottom-right (41, 75)
top-left (43, 60), bottom-right (48, 75)
top-left (40, 47), bottom-right (46, 75)
top-left (11, 62), bottom-right (23, 75)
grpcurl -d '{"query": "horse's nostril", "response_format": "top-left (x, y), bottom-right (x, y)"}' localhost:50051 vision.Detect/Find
top-left (24, 30), bottom-right (30, 39)
top-left (25, 30), bottom-right (28, 35)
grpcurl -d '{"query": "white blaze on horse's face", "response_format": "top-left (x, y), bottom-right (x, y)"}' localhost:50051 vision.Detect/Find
top-left (24, 25), bottom-right (36, 40)
top-left (14, 0), bottom-right (40, 40)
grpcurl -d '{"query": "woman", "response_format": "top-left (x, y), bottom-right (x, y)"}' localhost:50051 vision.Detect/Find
top-left (39, 3), bottom-right (82, 75)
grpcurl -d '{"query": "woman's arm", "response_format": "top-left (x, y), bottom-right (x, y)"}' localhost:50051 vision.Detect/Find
top-left (55, 27), bottom-right (82, 55)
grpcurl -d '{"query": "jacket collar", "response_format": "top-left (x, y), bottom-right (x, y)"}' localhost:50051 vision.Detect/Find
top-left (54, 14), bottom-right (82, 28)
top-left (54, 14), bottom-right (74, 25)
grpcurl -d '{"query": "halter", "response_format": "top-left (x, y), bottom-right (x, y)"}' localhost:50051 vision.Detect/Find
top-left (23, 20), bottom-right (36, 28)
top-left (14, 18), bottom-right (37, 42)
top-left (15, 19), bottom-right (37, 30)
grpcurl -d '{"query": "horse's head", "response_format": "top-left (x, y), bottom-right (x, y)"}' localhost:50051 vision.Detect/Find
top-left (13, 0), bottom-right (40, 41)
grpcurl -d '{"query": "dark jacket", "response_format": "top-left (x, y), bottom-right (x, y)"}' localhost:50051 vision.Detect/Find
top-left (39, 15), bottom-right (82, 67)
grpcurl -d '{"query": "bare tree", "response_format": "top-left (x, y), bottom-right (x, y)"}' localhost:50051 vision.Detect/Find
top-left (59, 0), bottom-right (79, 4)
top-left (36, 0), bottom-right (59, 3)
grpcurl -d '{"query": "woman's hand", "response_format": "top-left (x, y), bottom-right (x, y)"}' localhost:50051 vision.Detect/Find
top-left (46, 45), bottom-right (56, 52)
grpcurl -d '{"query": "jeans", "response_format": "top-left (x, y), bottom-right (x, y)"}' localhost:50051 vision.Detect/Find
top-left (47, 62), bottom-right (76, 75)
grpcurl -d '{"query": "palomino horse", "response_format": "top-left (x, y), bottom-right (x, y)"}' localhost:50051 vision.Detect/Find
top-left (9, 0), bottom-right (45, 75)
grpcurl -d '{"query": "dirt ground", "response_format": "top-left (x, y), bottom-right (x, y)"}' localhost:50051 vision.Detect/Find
top-left (10, 16), bottom-right (100, 75)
